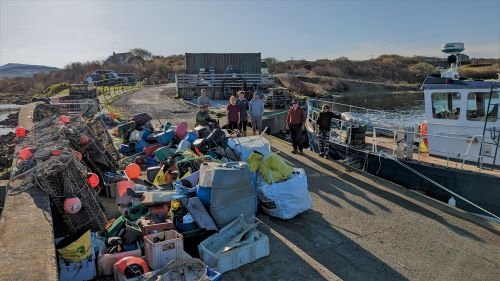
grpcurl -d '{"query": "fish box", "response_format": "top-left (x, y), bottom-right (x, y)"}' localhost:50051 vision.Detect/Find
top-left (58, 248), bottom-right (97, 281)
top-left (144, 230), bottom-right (184, 270)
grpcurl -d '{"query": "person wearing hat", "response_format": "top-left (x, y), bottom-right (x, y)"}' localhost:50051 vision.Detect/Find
top-left (195, 104), bottom-right (216, 126)
top-left (286, 100), bottom-right (306, 154)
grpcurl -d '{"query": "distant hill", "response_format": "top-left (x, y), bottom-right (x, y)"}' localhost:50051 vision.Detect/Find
top-left (0, 63), bottom-right (59, 78)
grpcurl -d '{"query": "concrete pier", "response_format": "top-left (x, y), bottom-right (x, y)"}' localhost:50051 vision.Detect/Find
top-left (225, 136), bottom-right (500, 281)
top-left (0, 95), bottom-right (498, 281)
top-left (0, 103), bottom-right (58, 281)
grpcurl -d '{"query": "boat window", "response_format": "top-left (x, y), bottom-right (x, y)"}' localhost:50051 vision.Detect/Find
top-left (466, 91), bottom-right (499, 122)
top-left (431, 92), bottom-right (461, 120)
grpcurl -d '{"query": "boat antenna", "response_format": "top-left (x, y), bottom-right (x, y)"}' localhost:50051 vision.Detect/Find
top-left (440, 42), bottom-right (465, 80)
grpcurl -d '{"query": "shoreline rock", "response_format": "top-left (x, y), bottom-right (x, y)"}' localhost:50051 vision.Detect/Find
top-left (0, 111), bottom-right (19, 180)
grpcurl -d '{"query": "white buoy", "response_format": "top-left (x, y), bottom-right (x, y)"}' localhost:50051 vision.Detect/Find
top-left (448, 196), bottom-right (456, 207)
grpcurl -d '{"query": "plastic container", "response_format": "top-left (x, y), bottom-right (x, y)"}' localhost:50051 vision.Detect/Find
top-left (198, 217), bottom-right (269, 273)
top-left (198, 162), bottom-right (220, 188)
top-left (134, 140), bottom-right (148, 153)
top-left (97, 242), bottom-right (141, 276)
top-left (58, 247), bottom-right (97, 281)
top-left (196, 186), bottom-right (212, 209)
top-left (119, 144), bottom-right (130, 155)
top-left (183, 131), bottom-right (198, 143)
top-left (154, 146), bottom-right (174, 162)
top-left (144, 230), bottom-right (184, 270)
top-left (155, 130), bottom-right (175, 145)
top-left (175, 140), bottom-right (192, 154)
top-left (116, 180), bottom-right (136, 205)
top-left (144, 144), bottom-right (162, 157)
top-left (173, 171), bottom-right (199, 195)
top-left (129, 130), bottom-right (144, 142)
top-left (206, 267), bottom-right (222, 281)
top-left (131, 113), bottom-right (152, 126)
top-left (175, 121), bottom-right (189, 139)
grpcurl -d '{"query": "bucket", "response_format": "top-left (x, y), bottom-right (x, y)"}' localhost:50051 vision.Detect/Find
top-left (196, 186), bottom-right (212, 209)
top-left (154, 147), bottom-right (173, 162)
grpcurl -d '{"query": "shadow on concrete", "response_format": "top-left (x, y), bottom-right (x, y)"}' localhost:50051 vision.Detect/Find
top-left (295, 151), bottom-right (491, 242)
top-left (259, 210), bottom-right (409, 281)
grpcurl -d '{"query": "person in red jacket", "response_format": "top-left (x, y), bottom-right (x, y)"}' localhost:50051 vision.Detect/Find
top-left (286, 100), bottom-right (306, 154)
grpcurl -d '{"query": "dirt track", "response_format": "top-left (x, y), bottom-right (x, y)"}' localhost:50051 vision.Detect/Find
top-left (112, 83), bottom-right (198, 128)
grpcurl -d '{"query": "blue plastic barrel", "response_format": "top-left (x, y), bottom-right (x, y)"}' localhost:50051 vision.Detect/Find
top-left (134, 140), bottom-right (148, 153)
top-left (196, 186), bottom-right (212, 209)
top-left (155, 130), bottom-right (175, 145)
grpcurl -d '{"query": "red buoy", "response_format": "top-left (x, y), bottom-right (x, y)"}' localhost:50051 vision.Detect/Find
top-left (87, 173), bottom-right (100, 188)
top-left (19, 147), bottom-right (33, 160)
top-left (15, 127), bottom-right (27, 137)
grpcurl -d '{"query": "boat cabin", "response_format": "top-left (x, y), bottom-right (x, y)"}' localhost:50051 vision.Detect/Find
top-left (422, 77), bottom-right (500, 166)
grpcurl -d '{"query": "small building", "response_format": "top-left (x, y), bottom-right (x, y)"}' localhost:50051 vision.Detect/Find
top-left (176, 53), bottom-right (275, 100)
top-left (106, 52), bottom-right (133, 65)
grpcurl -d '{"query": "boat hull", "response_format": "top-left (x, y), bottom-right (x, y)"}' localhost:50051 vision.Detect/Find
top-left (307, 129), bottom-right (500, 217)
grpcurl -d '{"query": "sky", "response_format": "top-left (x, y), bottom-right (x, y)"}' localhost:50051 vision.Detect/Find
top-left (0, 0), bottom-right (499, 68)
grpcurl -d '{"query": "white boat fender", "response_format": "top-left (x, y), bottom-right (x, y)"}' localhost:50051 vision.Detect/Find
top-left (448, 196), bottom-right (456, 207)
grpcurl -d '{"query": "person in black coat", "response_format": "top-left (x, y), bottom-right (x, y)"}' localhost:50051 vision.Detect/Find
top-left (315, 104), bottom-right (339, 158)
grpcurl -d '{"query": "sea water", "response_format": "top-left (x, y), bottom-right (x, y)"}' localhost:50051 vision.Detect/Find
top-left (0, 104), bottom-right (21, 136)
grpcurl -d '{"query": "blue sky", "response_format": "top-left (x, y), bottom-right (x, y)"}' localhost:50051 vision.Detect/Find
top-left (1, 0), bottom-right (499, 68)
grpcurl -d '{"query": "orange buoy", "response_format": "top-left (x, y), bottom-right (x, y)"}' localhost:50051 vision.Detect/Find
top-left (420, 121), bottom-right (428, 147)
top-left (59, 115), bottom-right (70, 124)
top-left (125, 163), bottom-right (141, 179)
top-left (87, 173), bottom-right (100, 188)
top-left (15, 126), bottom-right (27, 137)
top-left (51, 150), bottom-right (62, 156)
top-left (19, 147), bottom-right (33, 160)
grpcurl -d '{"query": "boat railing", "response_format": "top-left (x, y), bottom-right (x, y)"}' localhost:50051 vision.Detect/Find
top-left (306, 98), bottom-right (498, 171)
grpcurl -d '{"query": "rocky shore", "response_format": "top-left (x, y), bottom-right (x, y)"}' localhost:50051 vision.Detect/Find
top-left (0, 112), bottom-right (19, 180)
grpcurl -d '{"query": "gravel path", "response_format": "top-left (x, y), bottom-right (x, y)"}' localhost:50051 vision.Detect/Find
top-left (112, 83), bottom-right (198, 128)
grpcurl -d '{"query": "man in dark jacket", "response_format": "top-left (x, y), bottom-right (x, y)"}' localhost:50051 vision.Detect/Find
top-left (316, 104), bottom-right (339, 158)
top-left (286, 100), bottom-right (306, 154)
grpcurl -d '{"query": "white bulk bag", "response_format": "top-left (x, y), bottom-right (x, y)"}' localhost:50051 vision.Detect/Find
top-left (257, 168), bottom-right (312, 219)
top-left (226, 135), bottom-right (271, 161)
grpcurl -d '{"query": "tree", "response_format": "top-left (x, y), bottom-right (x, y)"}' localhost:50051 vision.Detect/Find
top-left (409, 62), bottom-right (435, 78)
top-left (130, 48), bottom-right (153, 62)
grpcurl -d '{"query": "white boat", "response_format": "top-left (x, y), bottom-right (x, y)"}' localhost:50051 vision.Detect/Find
top-left (306, 43), bottom-right (500, 219)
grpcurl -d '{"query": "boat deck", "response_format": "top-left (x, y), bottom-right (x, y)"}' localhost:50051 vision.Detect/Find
top-left (362, 134), bottom-right (500, 177)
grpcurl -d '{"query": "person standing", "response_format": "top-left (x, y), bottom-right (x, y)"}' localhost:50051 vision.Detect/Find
top-left (197, 88), bottom-right (211, 107)
top-left (226, 96), bottom-right (240, 131)
top-left (236, 90), bottom-right (249, 136)
top-left (316, 104), bottom-right (338, 158)
top-left (249, 92), bottom-right (265, 135)
top-left (286, 100), bottom-right (306, 154)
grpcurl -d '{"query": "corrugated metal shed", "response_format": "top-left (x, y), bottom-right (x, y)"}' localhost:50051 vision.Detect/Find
top-left (185, 53), bottom-right (261, 74)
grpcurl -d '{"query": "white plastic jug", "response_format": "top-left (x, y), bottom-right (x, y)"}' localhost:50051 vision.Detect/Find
top-left (199, 162), bottom-right (220, 188)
